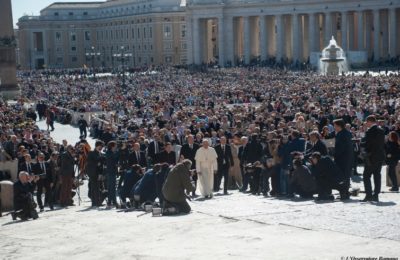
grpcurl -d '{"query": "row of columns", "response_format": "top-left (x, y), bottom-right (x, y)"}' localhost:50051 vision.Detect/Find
top-left (191, 8), bottom-right (399, 66)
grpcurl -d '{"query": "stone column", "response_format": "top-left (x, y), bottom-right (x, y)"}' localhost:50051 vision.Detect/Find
top-left (225, 16), bottom-right (234, 66)
top-left (357, 11), bottom-right (364, 50)
top-left (243, 16), bottom-right (251, 64)
top-left (292, 13), bottom-right (300, 62)
top-left (324, 12), bottom-right (332, 45)
top-left (260, 15), bottom-right (268, 61)
top-left (218, 16), bottom-right (225, 67)
top-left (193, 18), bottom-right (201, 64)
top-left (349, 13), bottom-right (355, 50)
top-left (373, 9), bottom-right (380, 61)
top-left (186, 14), bottom-right (194, 65)
top-left (276, 14), bottom-right (284, 61)
top-left (341, 11), bottom-right (348, 51)
top-left (0, 0), bottom-right (19, 99)
top-left (389, 8), bottom-right (397, 58)
top-left (309, 13), bottom-right (316, 53)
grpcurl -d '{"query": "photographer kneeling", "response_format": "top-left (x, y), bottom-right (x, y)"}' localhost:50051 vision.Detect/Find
top-left (12, 171), bottom-right (39, 221)
top-left (162, 159), bottom-right (195, 215)
top-left (310, 152), bottom-right (346, 201)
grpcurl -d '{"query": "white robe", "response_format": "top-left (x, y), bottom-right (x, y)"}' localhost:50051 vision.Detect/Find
top-left (195, 147), bottom-right (218, 197)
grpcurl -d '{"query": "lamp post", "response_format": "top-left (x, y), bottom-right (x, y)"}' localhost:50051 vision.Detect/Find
top-left (113, 46), bottom-right (132, 88)
top-left (85, 46), bottom-right (101, 80)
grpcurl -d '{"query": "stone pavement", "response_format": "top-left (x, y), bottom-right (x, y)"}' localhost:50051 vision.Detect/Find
top-left (0, 121), bottom-right (399, 260)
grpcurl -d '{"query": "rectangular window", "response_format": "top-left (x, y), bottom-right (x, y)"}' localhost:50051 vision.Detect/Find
top-left (70, 32), bottom-right (76, 41)
top-left (85, 31), bottom-right (91, 41)
top-left (163, 24), bottom-right (172, 39)
top-left (71, 56), bottom-right (78, 62)
top-left (55, 32), bottom-right (61, 41)
top-left (181, 42), bottom-right (187, 50)
top-left (71, 46), bottom-right (77, 52)
top-left (56, 57), bottom-right (63, 64)
top-left (149, 27), bottom-right (153, 38)
top-left (163, 42), bottom-right (172, 51)
top-left (181, 24), bottom-right (186, 38)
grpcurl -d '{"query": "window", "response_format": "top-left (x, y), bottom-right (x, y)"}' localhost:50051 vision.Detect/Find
top-left (69, 12), bottom-right (74, 16)
top-left (181, 42), bottom-right (187, 50)
top-left (56, 47), bottom-right (62, 52)
top-left (163, 42), bottom-right (172, 51)
top-left (54, 12), bottom-right (59, 16)
top-left (83, 12), bottom-right (88, 16)
top-left (163, 25), bottom-right (172, 39)
top-left (181, 25), bottom-right (186, 38)
top-left (71, 56), bottom-right (78, 62)
top-left (56, 57), bottom-right (63, 64)
top-left (149, 27), bottom-right (153, 38)
top-left (71, 46), bottom-right (77, 52)
top-left (70, 32), bottom-right (76, 41)
top-left (132, 28), bottom-right (135, 39)
top-left (143, 28), bottom-right (146, 38)
top-left (55, 32), bottom-right (61, 41)
top-left (85, 31), bottom-right (91, 41)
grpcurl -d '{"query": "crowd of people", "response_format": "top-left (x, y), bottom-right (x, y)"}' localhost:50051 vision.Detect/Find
top-left (2, 66), bottom-right (400, 220)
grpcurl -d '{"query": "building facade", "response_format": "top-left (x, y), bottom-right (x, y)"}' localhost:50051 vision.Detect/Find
top-left (17, 0), bottom-right (400, 69)
top-left (186, 0), bottom-right (400, 67)
top-left (17, 0), bottom-right (187, 69)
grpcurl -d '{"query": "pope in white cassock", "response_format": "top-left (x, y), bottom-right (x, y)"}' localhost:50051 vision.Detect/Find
top-left (195, 139), bottom-right (218, 198)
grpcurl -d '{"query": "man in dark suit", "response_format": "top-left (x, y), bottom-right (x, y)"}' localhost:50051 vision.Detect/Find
top-left (361, 115), bottom-right (386, 202)
top-left (242, 134), bottom-right (263, 194)
top-left (86, 141), bottom-right (105, 207)
top-left (239, 136), bottom-right (249, 192)
top-left (147, 135), bottom-right (164, 163)
top-left (157, 142), bottom-right (176, 165)
top-left (214, 136), bottom-right (234, 194)
top-left (33, 152), bottom-right (53, 211)
top-left (18, 154), bottom-right (35, 175)
top-left (179, 135), bottom-right (199, 196)
top-left (60, 146), bottom-right (76, 207)
top-left (305, 131), bottom-right (328, 158)
top-left (12, 172), bottom-right (39, 221)
top-left (128, 142), bottom-right (147, 168)
top-left (333, 119), bottom-right (353, 200)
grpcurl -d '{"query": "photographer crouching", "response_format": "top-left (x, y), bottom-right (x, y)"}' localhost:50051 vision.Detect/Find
top-left (162, 159), bottom-right (195, 215)
top-left (12, 171), bottom-right (39, 221)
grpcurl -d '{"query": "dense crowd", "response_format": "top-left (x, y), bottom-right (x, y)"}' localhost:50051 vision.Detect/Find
top-left (2, 66), bottom-right (400, 220)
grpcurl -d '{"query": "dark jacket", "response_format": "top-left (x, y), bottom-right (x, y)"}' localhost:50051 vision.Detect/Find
top-left (290, 165), bottom-right (317, 193)
top-left (33, 161), bottom-right (53, 182)
top-left (306, 140), bottom-right (328, 157)
top-left (243, 140), bottom-right (263, 163)
top-left (128, 150), bottom-right (147, 168)
top-left (179, 143), bottom-right (200, 169)
top-left (86, 150), bottom-right (104, 179)
top-left (147, 141), bottom-right (164, 161)
top-left (385, 140), bottom-right (400, 165)
top-left (162, 163), bottom-right (195, 203)
top-left (105, 150), bottom-right (120, 175)
top-left (133, 170), bottom-right (157, 202)
top-left (60, 151), bottom-right (75, 177)
top-left (364, 125), bottom-right (386, 165)
top-left (157, 151), bottom-right (176, 165)
top-left (334, 129), bottom-right (353, 173)
top-left (312, 156), bottom-right (344, 184)
top-left (14, 180), bottom-right (34, 210)
top-left (215, 144), bottom-right (234, 170)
